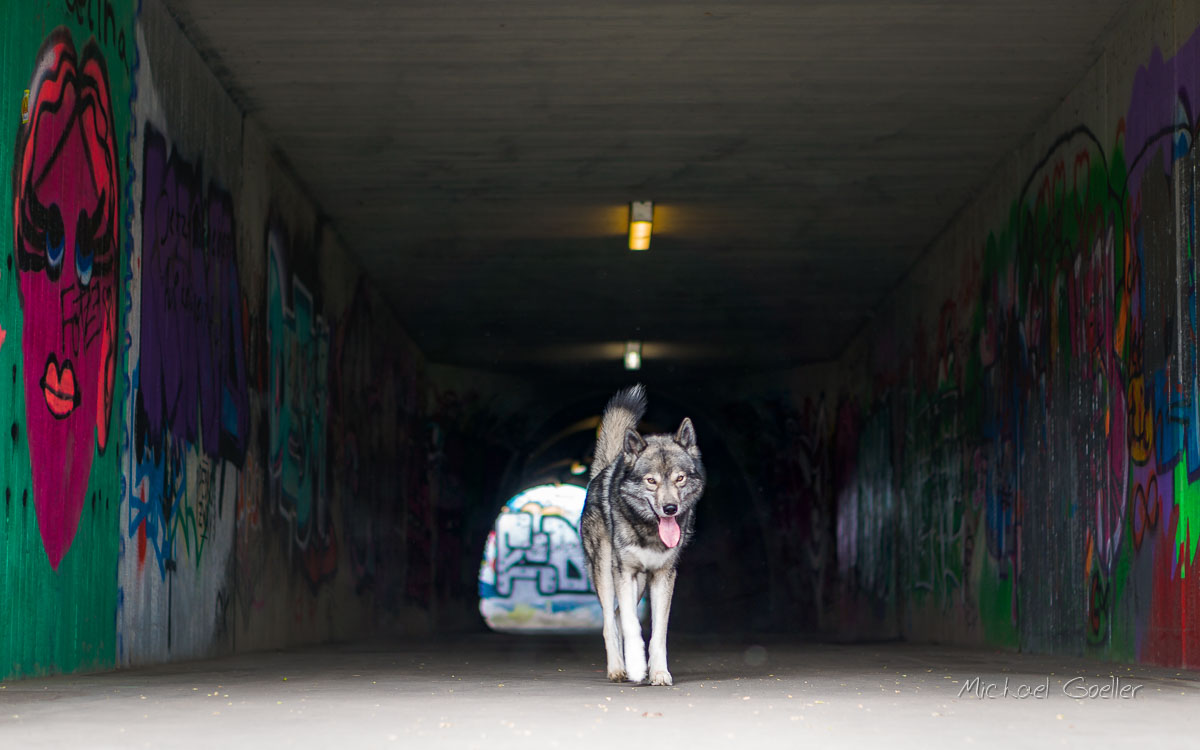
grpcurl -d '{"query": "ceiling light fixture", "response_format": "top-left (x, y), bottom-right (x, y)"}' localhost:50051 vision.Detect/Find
top-left (628, 201), bottom-right (653, 251)
top-left (624, 340), bottom-right (643, 371)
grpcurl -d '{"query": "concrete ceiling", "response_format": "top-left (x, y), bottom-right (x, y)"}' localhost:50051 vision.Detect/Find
top-left (162, 0), bottom-right (1129, 378)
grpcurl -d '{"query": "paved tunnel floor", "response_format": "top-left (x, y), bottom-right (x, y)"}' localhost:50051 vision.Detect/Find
top-left (1, 635), bottom-right (1197, 748)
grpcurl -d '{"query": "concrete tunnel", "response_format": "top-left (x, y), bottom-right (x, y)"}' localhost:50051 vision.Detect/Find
top-left (1, 0), bottom-right (1199, 746)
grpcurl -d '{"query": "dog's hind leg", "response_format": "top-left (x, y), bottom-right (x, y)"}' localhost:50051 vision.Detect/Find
top-left (616, 565), bottom-right (647, 683)
top-left (647, 568), bottom-right (677, 686)
top-left (592, 547), bottom-right (625, 682)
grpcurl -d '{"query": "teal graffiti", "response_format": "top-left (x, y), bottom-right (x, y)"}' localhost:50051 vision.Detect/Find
top-left (267, 227), bottom-right (335, 586)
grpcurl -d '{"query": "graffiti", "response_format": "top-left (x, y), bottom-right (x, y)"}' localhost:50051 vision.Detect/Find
top-left (267, 225), bottom-right (336, 587)
top-left (1085, 535), bottom-right (1111, 644)
top-left (331, 280), bottom-right (400, 594)
top-left (837, 404), bottom-right (894, 607)
top-left (715, 393), bottom-right (835, 631)
top-left (2, 15), bottom-right (131, 679)
top-left (234, 452), bottom-right (266, 625)
top-left (479, 485), bottom-right (603, 632)
top-left (493, 512), bottom-right (590, 596)
top-left (4, 7), bottom-right (430, 678)
top-left (128, 124), bottom-right (249, 579)
top-left (902, 378), bottom-right (969, 607)
top-left (137, 123), bottom-right (249, 465)
top-left (719, 24), bottom-right (1200, 667)
top-left (12, 28), bottom-right (120, 570)
top-left (798, 398), bottom-right (834, 627)
top-left (63, 0), bottom-right (128, 68)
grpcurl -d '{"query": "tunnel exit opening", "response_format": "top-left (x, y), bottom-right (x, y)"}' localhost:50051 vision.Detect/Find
top-left (478, 484), bottom-right (604, 633)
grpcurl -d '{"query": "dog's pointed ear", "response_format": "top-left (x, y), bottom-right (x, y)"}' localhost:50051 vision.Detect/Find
top-left (675, 418), bottom-right (696, 449)
top-left (624, 428), bottom-right (647, 459)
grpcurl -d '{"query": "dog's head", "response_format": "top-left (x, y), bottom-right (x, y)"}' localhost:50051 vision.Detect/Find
top-left (619, 418), bottom-right (705, 548)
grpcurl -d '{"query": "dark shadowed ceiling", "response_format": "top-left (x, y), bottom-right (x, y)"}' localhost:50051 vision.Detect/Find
top-left (162, 0), bottom-right (1129, 378)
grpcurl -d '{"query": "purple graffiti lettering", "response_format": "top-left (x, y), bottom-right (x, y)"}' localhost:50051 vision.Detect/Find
top-left (136, 124), bottom-right (248, 467)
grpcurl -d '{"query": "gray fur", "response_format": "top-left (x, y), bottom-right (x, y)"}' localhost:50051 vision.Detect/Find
top-left (589, 383), bottom-right (647, 480)
top-left (581, 386), bottom-right (705, 685)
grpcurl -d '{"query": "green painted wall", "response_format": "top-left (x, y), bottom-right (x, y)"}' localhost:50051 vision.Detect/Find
top-left (0, 0), bottom-right (135, 678)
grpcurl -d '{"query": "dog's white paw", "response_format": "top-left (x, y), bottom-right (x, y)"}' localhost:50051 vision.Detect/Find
top-left (625, 661), bottom-right (647, 683)
top-left (649, 670), bottom-right (673, 686)
top-left (607, 668), bottom-right (627, 682)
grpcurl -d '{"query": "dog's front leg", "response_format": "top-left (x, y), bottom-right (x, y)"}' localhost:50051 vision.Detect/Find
top-left (647, 568), bottom-right (676, 686)
top-left (615, 566), bottom-right (646, 682)
top-left (593, 553), bottom-right (625, 681)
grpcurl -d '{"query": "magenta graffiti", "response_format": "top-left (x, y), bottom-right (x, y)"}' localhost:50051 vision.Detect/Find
top-left (12, 29), bottom-right (119, 569)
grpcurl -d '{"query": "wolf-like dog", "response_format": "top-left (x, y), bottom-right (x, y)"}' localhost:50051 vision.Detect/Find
top-left (581, 385), bottom-right (705, 686)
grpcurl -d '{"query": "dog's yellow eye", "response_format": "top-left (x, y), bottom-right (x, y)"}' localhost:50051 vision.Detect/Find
top-left (645, 476), bottom-right (657, 486)
top-left (675, 474), bottom-right (686, 484)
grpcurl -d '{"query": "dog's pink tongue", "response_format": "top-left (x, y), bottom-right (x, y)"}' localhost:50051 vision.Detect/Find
top-left (658, 516), bottom-right (681, 548)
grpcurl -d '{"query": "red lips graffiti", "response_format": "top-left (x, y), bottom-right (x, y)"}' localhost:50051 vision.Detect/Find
top-left (12, 29), bottom-right (119, 569)
top-left (41, 357), bottom-right (81, 419)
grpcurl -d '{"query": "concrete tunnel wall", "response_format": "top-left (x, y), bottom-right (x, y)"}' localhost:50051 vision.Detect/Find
top-left (6, 0), bottom-right (1200, 680)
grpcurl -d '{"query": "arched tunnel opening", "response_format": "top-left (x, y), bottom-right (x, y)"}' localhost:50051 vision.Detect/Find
top-left (3, 0), bottom-right (1200, 745)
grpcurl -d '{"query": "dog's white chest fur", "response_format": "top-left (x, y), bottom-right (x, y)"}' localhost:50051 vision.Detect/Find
top-left (622, 544), bottom-right (676, 572)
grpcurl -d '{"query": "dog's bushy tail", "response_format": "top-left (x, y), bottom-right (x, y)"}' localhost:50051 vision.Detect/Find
top-left (590, 384), bottom-right (648, 480)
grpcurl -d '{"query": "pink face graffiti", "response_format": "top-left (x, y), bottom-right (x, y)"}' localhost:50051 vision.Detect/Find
top-left (12, 30), bottom-right (119, 569)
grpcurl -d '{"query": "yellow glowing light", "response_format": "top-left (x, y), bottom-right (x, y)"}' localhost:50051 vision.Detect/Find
top-left (628, 221), bottom-right (652, 251)
top-left (624, 340), bottom-right (642, 370)
top-left (628, 201), bottom-right (653, 251)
